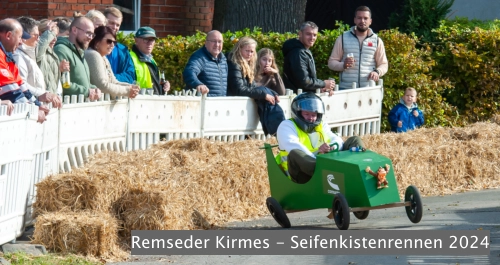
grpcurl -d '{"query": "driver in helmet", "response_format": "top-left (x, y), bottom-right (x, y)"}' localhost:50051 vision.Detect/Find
top-left (276, 92), bottom-right (364, 183)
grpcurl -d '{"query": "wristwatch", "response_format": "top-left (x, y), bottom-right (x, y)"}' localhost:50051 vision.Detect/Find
top-left (372, 69), bottom-right (380, 75)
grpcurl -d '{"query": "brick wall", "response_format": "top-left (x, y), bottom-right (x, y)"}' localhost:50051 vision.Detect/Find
top-left (141, 0), bottom-right (214, 37)
top-left (0, 0), bottom-right (214, 37)
top-left (0, 0), bottom-right (113, 20)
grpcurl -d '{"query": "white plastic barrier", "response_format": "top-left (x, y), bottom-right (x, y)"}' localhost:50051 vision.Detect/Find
top-left (127, 94), bottom-right (202, 150)
top-left (0, 83), bottom-right (383, 245)
top-left (322, 84), bottom-right (383, 136)
top-left (24, 107), bottom-right (59, 227)
top-left (0, 104), bottom-right (38, 245)
top-left (58, 96), bottom-right (128, 172)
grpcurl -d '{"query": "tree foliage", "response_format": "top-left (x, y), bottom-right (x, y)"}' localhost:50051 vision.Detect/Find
top-left (388, 0), bottom-right (454, 42)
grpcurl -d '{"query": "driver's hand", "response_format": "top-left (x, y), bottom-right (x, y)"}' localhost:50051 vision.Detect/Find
top-left (318, 143), bottom-right (331, 154)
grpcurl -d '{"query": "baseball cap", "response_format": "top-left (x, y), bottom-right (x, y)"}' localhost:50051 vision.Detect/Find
top-left (22, 31), bottom-right (31, 40)
top-left (135, 26), bottom-right (157, 39)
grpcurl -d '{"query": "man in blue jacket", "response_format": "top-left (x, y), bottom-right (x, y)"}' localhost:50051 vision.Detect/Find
top-left (104, 7), bottom-right (136, 84)
top-left (183, 30), bottom-right (227, 97)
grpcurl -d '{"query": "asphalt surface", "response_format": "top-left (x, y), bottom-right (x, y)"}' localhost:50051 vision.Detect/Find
top-left (110, 188), bottom-right (500, 265)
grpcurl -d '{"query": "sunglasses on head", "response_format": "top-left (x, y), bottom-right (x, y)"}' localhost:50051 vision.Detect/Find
top-left (105, 38), bottom-right (117, 45)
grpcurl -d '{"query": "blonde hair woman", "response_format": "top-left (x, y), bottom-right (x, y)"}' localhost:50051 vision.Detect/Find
top-left (85, 9), bottom-right (107, 28)
top-left (227, 37), bottom-right (278, 105)
top-left (255, 48), bottom-right (285, 95)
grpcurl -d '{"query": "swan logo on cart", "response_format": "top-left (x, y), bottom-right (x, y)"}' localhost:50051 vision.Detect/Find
top-left (323, 171), bottom-right (345, 195)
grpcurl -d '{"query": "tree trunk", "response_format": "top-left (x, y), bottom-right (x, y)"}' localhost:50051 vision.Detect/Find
top-left (213, 0), bottom-right (307, 33)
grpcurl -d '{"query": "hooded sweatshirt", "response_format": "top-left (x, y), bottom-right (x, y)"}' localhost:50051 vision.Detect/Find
top-left (388, 98), bottom-right (424, 133)
top-left (282, 38), bottom-right (325, 93)
top-left (53, 37), bottom-right (95, 97)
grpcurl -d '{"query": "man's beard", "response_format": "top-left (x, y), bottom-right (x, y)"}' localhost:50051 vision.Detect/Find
top-left (356, 25), bottom-right (368, 32)
top-left (75, 37), bottom-right (88, 50)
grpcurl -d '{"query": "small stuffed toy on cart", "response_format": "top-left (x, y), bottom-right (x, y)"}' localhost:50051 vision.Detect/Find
top-left (365, 164), bottom-right (390, 189)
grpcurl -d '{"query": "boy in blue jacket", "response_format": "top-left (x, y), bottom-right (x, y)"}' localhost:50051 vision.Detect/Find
top-left (388, 87), bottom-right (424, 133)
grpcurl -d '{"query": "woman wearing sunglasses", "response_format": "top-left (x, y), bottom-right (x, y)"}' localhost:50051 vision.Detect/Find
top-left (84, 26), bottom-right (140, 98)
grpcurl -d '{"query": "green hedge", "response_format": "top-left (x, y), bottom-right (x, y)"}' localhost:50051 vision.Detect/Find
top-left (431, 20), bottom-right (500, 122)
top-left (117, 20), bottom-right (500, 131)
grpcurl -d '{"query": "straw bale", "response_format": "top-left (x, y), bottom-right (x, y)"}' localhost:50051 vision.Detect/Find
top-left (361, 122), bottom-right (500, 197)
top-left (32, 123), bottom-right (500, 260)
top-left (491, 114), bottom-right (500, 125)
top-left (31, 211), bottom-right (124, 258)
top-left (33, 174), bottom-right (100, 216)
top-left (113, 186), bottom-right (192, 237)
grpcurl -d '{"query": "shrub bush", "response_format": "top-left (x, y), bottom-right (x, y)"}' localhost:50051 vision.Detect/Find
top-left (378, 29), bottom-right (461, 130)
top-left (118, 21), bottom-right (500, 130)
top-left (432, 20), bottom-right (500, 122)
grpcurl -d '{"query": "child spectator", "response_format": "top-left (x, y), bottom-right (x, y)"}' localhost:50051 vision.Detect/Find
top-left (255, 48), bottom-right (285, 96)
top-left (388, 87), bottom-right (424, 133)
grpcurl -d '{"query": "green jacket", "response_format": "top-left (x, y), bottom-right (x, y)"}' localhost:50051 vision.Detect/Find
top-left (53, 37), bottom-right (95, 97)
top-left (36, 30), bottom-right (60, 94)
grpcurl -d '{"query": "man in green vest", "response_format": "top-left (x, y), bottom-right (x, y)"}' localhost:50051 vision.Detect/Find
top-left (130, 26), bottom-right (170, 95)
top-left (276, 92), bottom-right (364, 183)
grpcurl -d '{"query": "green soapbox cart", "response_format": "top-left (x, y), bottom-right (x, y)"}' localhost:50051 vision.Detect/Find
top-left (262, 143), bottom-right (423, 230)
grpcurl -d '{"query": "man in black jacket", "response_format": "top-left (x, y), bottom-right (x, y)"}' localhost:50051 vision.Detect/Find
top-left (282, 21), bottom-right (334, 95)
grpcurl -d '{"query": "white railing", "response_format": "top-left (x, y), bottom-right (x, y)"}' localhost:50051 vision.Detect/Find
top-left (0, 82), bottom-right (383, 245)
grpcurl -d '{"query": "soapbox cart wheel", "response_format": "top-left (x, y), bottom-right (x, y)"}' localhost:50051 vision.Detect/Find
top-left (405, 185), bottom-right (423, 223)
top-left (353, 210), bottom-right (370, 220)
top-left (332, 193), bottom-right (350, 230)
top-left (266, 197), bottom-right (291, 228)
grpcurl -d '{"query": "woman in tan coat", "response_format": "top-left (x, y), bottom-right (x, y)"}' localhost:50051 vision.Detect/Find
top-left (84, 26), bottom-right (139, 98)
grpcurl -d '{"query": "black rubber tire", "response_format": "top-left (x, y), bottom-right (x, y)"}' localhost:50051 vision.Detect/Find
top-left (405, 185), bottom-right (423, 223)
top-left (332, 193), bottom-right (350, 230)
top-left (353, 210), bottom-right (370, 220)
top-left (266, 197), bottom-right (291, 228)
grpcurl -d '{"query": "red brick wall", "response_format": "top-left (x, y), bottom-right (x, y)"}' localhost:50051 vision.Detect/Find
top-left (0, 0), bottom-right (213, 37)
top-left (141, 0), bottom-right (214, 37)
top-left (0, 0), bottom-right (113, 20)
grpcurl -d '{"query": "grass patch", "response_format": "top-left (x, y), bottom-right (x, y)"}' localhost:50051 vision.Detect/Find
top-left (1, 251), bottom-right (103, 265)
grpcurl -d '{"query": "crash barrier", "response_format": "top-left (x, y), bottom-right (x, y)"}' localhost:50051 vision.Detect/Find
top-left (0, 81), bottom-right (383, 245)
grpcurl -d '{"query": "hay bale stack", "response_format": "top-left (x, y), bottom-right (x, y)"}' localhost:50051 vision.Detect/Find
top-left (31, 212), bottom-right (121, 257)
top-left (33, 174), bottom-right (100, 216)
top-left (113, 186), bottom-right (192, 237)
top-left (363, 122), bottom-right (500, 196)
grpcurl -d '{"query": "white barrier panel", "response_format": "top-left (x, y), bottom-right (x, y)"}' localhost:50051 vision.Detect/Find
top-left (58, 97), bottom-right (128, 172)
top-left (0, 104), bottom-right (38, 245)
top-left (127, 95), bottom-right (202, 150)
top-left (24, 107), bottom-right (59, 227)
top-left (321, 85), bottom-right (383, 136)
top-left (201, 96), bottom-right (293, 141)
top-left (202, 96), bottom-right (262, 141)
top-left (0, 84), bottom-right (383, 244)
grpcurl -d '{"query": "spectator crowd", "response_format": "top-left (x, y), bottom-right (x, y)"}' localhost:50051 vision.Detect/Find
top-left (1, 5), bottom-right (422, 134)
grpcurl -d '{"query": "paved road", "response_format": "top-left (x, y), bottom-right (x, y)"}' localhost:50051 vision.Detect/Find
top-left (112, 189), bottom-right (500, 265)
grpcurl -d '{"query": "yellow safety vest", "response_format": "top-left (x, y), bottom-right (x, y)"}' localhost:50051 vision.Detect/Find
top-left (276, 119), bottom-right (330, 175)
top-left (130, 50), bottom-right (154, 89)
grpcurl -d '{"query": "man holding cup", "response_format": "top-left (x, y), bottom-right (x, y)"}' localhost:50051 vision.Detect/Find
top-left (327, 6), bottom-right (388, 90)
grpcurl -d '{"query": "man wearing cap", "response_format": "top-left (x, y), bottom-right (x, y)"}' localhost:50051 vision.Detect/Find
top-left (130, 26), bottom-right (169, 95)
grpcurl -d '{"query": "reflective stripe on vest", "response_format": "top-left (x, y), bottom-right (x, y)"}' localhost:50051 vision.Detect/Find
top-left (276, 119), bottom-right (330, 175)
top-left (130, 51), bottom-right (153, 89)
top-left (0, 83), bottom-right (21, 96)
